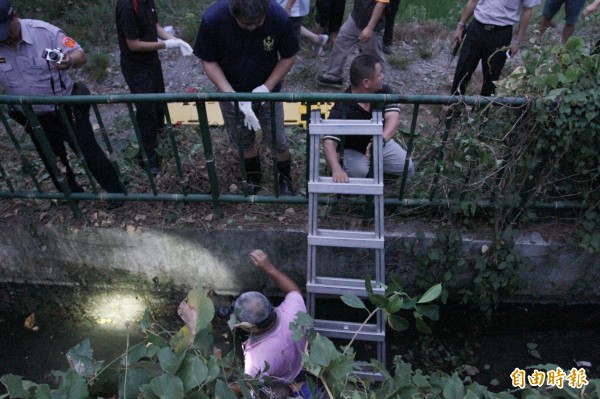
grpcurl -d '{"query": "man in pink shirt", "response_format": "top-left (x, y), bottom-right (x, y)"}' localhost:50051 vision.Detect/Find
top-left (233, 249), bottom-right (306, 384)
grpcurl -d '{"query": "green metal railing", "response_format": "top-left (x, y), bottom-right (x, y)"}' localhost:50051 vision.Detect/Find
top-left (0, 92), bottom-right (585, 217)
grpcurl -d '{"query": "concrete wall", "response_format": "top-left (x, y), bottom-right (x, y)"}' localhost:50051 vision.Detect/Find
top-left (0, 224), bottom-right (598, 303)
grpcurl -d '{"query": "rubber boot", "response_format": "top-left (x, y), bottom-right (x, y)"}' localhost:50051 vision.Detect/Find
top-left (277, 159), bottom-right (294, 196)
top-left (244, 156), bottom-right (262, 195)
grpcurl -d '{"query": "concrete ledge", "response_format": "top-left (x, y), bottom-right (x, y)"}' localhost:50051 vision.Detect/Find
top-left (0, 224), bottom-right (598, 303)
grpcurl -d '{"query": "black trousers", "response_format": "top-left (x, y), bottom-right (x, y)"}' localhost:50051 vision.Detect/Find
top-left (10, 83), bottom-right (122, 193)
top-left (383, 0), bottom-right (402, 46)
top-left (451, 19), bottom-right (512, 97)
top-left (120, 60), bottom-right (165, 157)
top-left (315, 0), bottom-right (346, 34)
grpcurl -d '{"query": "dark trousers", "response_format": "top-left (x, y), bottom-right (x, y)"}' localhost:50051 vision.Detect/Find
top-left (121, 60), bottom-right (165, 157)
top-left (383, 0), bottom-right (402, 45)
top-left (315, 0), bottom-right (346, 34)
top-left (451, 19), bottom-right (512, 97)
top-left (10, 83), bottom-right (122, 193)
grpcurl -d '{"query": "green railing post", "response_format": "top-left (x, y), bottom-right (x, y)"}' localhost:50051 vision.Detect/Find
top-left (126, 102), bottom-right (158, 195)
top-left (161, 102), bottom-right (188, 196)
top-left (22, 104), bottom-right (82, 218)
top-left (195, 101), bottom-right (223, 217)
top-left (56, 105), bottom-right (99, 194)
top-left (91, 104), bottom-right (127, 195)
top-left (269, 101), bottom-right (280, 197)
top-left (398, 103), bottom-right (419, 201)
top-left (0, 107), bottom-right (43, 193)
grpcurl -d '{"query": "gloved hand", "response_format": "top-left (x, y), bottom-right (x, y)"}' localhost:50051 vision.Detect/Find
top-left (238, 101), bottom-right (261, 131)
top-left (164, 39), bottom-right (194, 56)
top-left (252, 84), bottom-right (269, 106)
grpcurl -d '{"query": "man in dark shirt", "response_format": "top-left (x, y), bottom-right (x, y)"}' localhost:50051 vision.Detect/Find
top-left (323, 55), bottom-right (414, 182)
top-left (193, 0), bottom-right (299, 195)
top-left (116, 0), bottom-right (192, 176)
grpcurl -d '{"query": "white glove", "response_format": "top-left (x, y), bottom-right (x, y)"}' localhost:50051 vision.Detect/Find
top-left (252, 84), bottom-right (269, 105)
top-left (164, 39), bottom-right (194, 56)
top-left (238, 101), bottom-right (261, 131)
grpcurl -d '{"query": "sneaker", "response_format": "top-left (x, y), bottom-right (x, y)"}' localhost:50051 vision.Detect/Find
top-left (317, 73), bottom-right (343, 88)
top-left (383, 44), bottom-right (392, 55)
top-left (313, 34), bottom-right (329, 57)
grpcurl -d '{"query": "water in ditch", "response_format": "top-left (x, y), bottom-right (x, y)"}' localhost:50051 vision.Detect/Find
top-left (0, 282), bottom-right (599, 395)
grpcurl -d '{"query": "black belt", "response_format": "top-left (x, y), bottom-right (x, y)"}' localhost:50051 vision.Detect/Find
top-left (473, 19), bottom-right (512, 31)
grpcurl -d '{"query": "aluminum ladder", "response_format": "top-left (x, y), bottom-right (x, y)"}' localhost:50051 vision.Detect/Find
top-left (306, 109), bottom-right (386, 372)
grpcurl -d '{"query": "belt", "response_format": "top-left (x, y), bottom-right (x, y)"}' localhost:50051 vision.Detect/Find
top-left (474, 19), bottom-right (511, 31)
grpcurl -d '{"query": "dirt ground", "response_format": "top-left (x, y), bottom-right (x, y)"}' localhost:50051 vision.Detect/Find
top-left (0, 19), bottom-right (581, 232)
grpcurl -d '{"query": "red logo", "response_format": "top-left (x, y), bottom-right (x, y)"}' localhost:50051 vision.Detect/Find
top-left (62, 37), bottom-right (77, 48)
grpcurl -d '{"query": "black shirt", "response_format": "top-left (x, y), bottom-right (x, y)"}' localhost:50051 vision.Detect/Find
top-left (116, 0), bottom-right (160, 66)
top-left (325, 85), bottom-right (399, 153)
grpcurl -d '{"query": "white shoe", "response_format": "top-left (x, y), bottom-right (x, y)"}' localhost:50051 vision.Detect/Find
top-left (313, 34), bottom-right (329, 57)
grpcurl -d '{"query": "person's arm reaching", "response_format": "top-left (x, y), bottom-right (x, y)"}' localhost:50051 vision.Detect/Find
top-left (250, 249), bottom-right (301, 294)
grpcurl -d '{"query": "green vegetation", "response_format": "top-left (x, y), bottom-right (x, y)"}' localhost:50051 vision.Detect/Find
top-left (2, 285), bottom-right (598, 399)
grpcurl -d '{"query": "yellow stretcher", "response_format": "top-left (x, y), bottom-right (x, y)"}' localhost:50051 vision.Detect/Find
top-left (167, 101), bottom-right (334, 129)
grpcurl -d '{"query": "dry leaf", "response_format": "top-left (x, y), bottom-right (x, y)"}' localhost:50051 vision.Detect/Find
top-left (481, 244), bottom-right (489, 254)
top-left (24, 313), bottom-right (36, 330)
top-left (135, 214), bottom-right (147, 221)
top-left (126, 224), bottom-right (136, 234)
top-left (285, 207), bottom-right (295, 215)
top-left (203, 213), bottom-right (214, 221)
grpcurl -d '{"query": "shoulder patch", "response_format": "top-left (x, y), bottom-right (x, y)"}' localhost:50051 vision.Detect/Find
top-left (62, 37), bottom-right (78, 48)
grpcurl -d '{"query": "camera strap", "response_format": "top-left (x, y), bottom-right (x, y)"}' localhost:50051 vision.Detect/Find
top-left (46, 60), bottom-right (67, 98)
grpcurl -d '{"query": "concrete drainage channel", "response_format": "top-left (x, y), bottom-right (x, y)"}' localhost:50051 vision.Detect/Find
top-left (0, 224), bottom-right (599, 392)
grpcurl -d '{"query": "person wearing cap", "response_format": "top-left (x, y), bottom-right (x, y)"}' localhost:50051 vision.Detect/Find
top-left (451, 0), bottom-right (540, 97)
top-left (115, 0), bottom-right (193, 176)
top-left (233, 249), bottom-right (307, 389)
top-left (193, 0), bottom-right (300, 196)
top-left (0, 0), bottom-right (125, 209)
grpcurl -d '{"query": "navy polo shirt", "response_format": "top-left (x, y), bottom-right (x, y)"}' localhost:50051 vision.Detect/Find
top-left (193, 0), bottom-right (299, 93)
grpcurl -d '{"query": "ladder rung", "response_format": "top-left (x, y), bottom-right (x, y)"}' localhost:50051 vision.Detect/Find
top-left (307, 277), bottom-right (384, 296)
top-left (308, 178), bottom-right (383, 195)
top-left (310, 122), bottom-right (382, 136)
top-left (308, 229), bottom-right (384, 249)
top-left (353, 369), bottom-right (385, 381)
top-left (313, 319), bottom-right (385, 341)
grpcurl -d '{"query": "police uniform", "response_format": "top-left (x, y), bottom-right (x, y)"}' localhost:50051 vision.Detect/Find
top-left (116, 0), bottom-right (165, 168)
top-left (0, 19), bottom-right (123, 194)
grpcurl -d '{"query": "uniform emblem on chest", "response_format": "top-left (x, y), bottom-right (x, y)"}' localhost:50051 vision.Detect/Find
top-left (263, 36), bottom-right (274, 51)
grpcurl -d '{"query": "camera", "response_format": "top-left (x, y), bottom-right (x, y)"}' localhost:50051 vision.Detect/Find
top-left (42, 48), bottom-right (64, 64)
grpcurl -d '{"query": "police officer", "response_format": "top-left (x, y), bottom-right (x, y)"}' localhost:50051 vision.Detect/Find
top-left (0, 0), bottom-right (124, 209)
